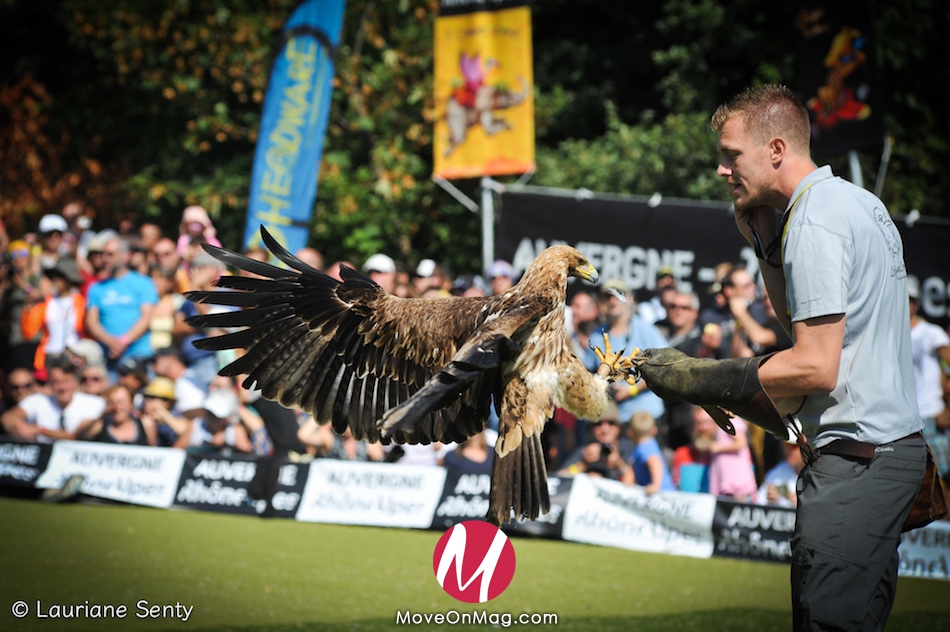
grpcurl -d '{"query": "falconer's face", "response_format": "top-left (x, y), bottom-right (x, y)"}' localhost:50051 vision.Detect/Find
top-left (716, 116), bottom-right (776, 212)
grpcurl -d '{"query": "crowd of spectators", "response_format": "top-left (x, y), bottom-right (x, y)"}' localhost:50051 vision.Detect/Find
top-left (2, 205), bottom-right (948, 510)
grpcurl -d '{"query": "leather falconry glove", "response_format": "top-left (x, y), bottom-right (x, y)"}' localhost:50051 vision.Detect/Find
top-left (634, 347), bottom-right (804, 440)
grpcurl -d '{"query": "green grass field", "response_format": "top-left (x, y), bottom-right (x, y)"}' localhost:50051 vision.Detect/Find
top-left (0, 496), bottom-right (947, 631)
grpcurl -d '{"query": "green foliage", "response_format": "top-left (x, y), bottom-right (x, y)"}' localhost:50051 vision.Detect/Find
top-left (1, 0), bottom-right (947, 273)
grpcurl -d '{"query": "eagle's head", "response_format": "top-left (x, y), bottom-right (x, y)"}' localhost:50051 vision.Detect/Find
top-left (521, 245), bottom-right (599, 289)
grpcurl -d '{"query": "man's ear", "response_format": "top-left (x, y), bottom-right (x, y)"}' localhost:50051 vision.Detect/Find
top-left (769, 137), bottom-right (787, 165)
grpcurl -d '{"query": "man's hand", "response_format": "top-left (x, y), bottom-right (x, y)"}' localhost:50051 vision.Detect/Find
top-left (734, 205), bottom-right (780, 249)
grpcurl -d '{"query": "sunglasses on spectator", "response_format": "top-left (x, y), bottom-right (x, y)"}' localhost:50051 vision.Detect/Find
top-left (668, 303), bottom-right (695, 311)
top-left (82, 375), bottom-right (105, 383)
top-left (595, 419), bottom-right (618, 426)
top-left (10, 382), bottom-right (35, 391)
top-left (40, 230), bottom-right (63, 238)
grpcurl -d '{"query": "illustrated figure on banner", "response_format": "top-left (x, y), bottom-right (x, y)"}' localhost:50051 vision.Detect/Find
top-left (444, 53), bottom-right (529, 157)
top-left (807, 26), bottom-right (872, 132)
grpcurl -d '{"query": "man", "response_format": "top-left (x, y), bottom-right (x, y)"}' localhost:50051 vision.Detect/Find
top-left (637, 84), bottom-right (932, 631)
top-left (1, 357), bottom-right (106, 441)
top-left (908, 277), bottom-right (950, 480)
top-left (85, 236), bottom-right (158, 376)
top-left (583, 280), bottom-right (667, 424)
top-left (487, 259), bottom-right (515, 296)
top-left (699, 267), bottom-right (768, 358)
top-left (363, 253), bottom-right (396, 294)
top-left (1, 367), bottom-right (38, 416)
top-left (557, 401), bottom-right (633, 481)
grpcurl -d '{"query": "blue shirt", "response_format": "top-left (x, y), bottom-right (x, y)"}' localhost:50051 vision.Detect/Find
top-left (630, 437), bottom-right (676, 491)
top-left (87, 271), bottom-right (158, 359)
top-left (584, 314), bottom-right (668, 421)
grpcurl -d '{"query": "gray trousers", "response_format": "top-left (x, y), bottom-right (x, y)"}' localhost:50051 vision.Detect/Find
top-left (791, 434), bottom-right (926, 632)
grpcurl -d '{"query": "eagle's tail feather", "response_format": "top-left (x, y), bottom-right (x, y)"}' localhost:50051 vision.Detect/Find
top-left (487, 429), bottom-right (550, 526)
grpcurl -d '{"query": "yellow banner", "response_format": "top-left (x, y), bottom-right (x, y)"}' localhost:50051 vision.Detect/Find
top-left (433, 6), bottom-right (534, 180)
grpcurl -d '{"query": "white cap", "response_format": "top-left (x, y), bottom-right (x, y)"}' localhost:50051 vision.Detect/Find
top-left (204, 390), bottom-right (239, 421)
top-left (415, 258), bottom-right (437, 278)
top-left (364, 253), bottom-right (395, 274)
top-left (67, 339), bottom-right (105, 368)
top-left (39, 214), bottom-right (68, 234)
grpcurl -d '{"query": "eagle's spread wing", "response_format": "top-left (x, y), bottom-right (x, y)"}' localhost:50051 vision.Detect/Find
top-left (187, 229), bottom-right (504, 444)
top-left (188, 230), bottom-right (626, 526)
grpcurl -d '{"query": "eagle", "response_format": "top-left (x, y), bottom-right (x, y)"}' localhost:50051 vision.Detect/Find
top-left (186, 228), bottom-right (635, 525)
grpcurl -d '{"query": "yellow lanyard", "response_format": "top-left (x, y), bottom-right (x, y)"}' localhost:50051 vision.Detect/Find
top-left (780, 182), bottom-right (815, 265)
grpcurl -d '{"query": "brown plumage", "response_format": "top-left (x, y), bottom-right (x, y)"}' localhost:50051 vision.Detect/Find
top-left (187, 227), bottom-right (629, 525)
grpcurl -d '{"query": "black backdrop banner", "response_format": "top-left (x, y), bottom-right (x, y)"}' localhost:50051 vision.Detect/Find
top-left (497, 187), bottom-right (950, 331)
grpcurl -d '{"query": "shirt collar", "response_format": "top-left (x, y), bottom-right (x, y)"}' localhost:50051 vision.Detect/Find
top-left (785, 165), bottom-right (834, 212)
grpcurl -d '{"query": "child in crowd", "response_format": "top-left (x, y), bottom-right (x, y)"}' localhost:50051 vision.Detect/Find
top-left (623, 411), bottom-right (676, 493)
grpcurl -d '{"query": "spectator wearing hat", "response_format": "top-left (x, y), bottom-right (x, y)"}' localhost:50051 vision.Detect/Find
top-left (74, 383), bottom-right (156, 446)
top-left (85, 236), bottom-right (158, 376)
top-left (583, 279), bottom-right (668, 424)
top-left (488, 260), bottom-right (516, 296)
top-left (21, 257), bottom-right (87, 377)
top-left (364, 253), bottom-right (397, 294)
top-left (37, 214), bottom-right (68, 272)
top-left (1, 239), bottom-right (44, 371)
top-left (1, 356), bottom-right (106, 442)
top-left (139, 376), bottom-right (189, 447)
top-left (638, 266), bottom-right (678, 329)
top-left (116, 357), bottom-right (148, 404)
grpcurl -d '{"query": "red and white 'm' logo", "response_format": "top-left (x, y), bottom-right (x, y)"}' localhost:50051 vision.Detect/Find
top-left (432, 520), bottom-right (516, 603)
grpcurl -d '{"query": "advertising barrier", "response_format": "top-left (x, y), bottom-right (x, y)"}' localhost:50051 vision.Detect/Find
top-left (4, 438), bottom-right (947, 581)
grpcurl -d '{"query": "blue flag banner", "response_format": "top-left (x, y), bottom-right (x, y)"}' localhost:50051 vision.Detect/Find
top-left (243, 0), bottom-right (346, 255)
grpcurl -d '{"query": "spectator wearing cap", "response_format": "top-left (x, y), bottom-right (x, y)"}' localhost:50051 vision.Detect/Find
top-left (139, 376), bottom-right (189, 447)
top-left (414, 258), bottom-right (449, 296)
top-left (583, 279), bottom-right (668, 424)
top-left (151, 346), bottom-right (206, 422)
top-left (638, 266), bottom-right (679, 335)
top-left (116, 357), bottom-right (149, 403)
top-left (1, 239), bottom-right (44, 371)
top-left (182, 375), bottom-right (252, 454)
top-left (67, 338), bottom-right (106, 370)
top-left (364, 253), bottom-right (396, 294)
top-left (1, 356), bottom-right (106, 442)
top-left (20, 257), bottom-right (87, 378)
top-left (488, 260), bottom-right (515, 296)
top-left (85, 236), bottom-right (158, 376)
top-left (37, 214), bottom-right (68, 272)
top-left (451, 274), bottom-right (487, 298)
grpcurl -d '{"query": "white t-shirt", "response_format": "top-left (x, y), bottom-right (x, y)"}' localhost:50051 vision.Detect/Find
top-left (910, 320), bottom-right (950, 418)
top-left (18, 391), bottom-right (107, 441)
top-left (172, 374), bottom-right (206, 416)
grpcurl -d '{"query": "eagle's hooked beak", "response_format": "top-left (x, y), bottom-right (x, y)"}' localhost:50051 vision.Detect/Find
top-left (574, 263), bottom-right (599, 284)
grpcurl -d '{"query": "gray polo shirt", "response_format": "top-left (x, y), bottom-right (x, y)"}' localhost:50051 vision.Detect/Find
top-left (782, 165), bottom-right (922, 447)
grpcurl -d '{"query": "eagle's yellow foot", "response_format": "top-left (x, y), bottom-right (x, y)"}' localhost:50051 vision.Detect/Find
top-left (592, 332), bottom-right (632, 382)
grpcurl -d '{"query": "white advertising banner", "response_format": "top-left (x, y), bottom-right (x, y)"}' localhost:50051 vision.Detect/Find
top-left (295, 460), bottom-right (447, 529)
top-left (898, 522), bottom-right (950, 581)
top-left (562, 474), bottom-right (717, 559)
top-left (35, 441), bottom-right (186, 508)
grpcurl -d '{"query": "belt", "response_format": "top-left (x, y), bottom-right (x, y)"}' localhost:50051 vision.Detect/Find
top-left (818, 432), bottom-right (922, 461)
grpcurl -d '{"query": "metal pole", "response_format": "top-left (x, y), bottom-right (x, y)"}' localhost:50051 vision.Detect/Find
top-left (481, 176), bottom-right (494, 278)
top-left (848, 150), bottom-right (864, 189)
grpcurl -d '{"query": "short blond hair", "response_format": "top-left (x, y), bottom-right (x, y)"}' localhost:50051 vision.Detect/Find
top-left (629, 411), bottom-right (657, 439)
top-left (711, 84), bottom-right (812, 156)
